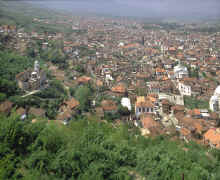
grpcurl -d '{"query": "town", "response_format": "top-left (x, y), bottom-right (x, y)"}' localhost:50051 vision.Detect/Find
top-left (1, 1), bottom-right (220, 179)
top-left (1, 13), bottom-right (220, 149)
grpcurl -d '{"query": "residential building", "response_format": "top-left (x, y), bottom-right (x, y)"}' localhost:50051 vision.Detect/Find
top-left (178, 81), bottom-right (191, 96)
top-left (174, 64), bottom-right (188, 79)
top-left (135, 96), bottom-right (155, 118)
top-left (204, 128), bottom-right (220, 149)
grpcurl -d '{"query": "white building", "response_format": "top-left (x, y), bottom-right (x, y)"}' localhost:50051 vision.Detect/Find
top-left (121, 97), bottom-right (131, 111)
top-left (158, 93), bottom-right (184, 106)
top-left (210, 86), bottom-right (220, 112)
top-left (174, 64), bottom-right (188, 79)
top-left (178, 82), bottom-right (191, 96)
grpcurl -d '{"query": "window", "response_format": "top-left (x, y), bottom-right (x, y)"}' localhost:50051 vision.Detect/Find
top-left (139, 108), bottom-right (142, 112)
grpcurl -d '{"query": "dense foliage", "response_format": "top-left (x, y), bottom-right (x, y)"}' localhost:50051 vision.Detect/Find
top-left (0, 51), bottom-right (34, 100)
top-left (1, 113), bottom-right (220, 180)
top-left (74, 85), bottom-right (93, 112)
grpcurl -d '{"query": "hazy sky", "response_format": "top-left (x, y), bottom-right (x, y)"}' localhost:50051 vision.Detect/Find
top-left (30, 0), bottom-right (220, 19)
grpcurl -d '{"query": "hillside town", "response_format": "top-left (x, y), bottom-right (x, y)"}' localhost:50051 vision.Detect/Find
top-left (1, 13), bottom-right (220, 150)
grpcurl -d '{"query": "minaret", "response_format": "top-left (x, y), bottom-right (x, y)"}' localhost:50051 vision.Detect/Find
top-left (30, 60), bottom-right (40, 81)
top-left (34, 60), bottom-right (40, 74)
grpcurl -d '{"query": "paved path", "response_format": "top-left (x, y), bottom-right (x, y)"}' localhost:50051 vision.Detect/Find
top-left (21, 90), bottom-right (40, 98)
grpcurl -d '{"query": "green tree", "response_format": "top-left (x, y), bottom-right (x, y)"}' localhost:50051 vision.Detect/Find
top-left (74, 85), bottom-right (92, 112)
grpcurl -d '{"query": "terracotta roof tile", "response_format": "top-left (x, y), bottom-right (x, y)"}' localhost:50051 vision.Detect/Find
top-left (64, 98), bottom-right (79, 110)
top-left (204, 128), bottom-right (220, 148)
top-left (180, 128), bottom-right (191, 137)
top-left (77, 76), bottom-right (91, 84)
top-left (101, 100), bottom-right (117, 112)
top-left (135, 96), bottom-right (154, 108)
top-left (111, 83), bottom-right (126, 93)
top-left (141, 115), bottom-right (160, 129)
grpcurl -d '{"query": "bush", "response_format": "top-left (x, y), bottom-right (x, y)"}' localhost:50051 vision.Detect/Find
top-left (0, 113), bottom-right (219, 180)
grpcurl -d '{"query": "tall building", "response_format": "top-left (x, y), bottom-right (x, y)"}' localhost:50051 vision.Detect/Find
top-left (210, 86), bottom-right (220, 112)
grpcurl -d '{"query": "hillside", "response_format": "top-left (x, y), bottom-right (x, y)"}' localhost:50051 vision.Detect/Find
top-left (1, 113), bottom-right (220, 180)
top-left (1, 1), bottom-right (220, 180)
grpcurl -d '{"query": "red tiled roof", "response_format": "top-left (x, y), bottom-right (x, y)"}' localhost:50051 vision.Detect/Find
top-left (135, 96), bottom-right (154, 108)
top-left (180, 128), bottom-right (191, 137)
top-left (193, 109), bottom-right (201, 116)
top-left (155, 68), bottom-right (166, 73)
top-left (64, 98), bottom-right (79, 110)
top-left (204, 129), bottom-right (220, 148)
top-left (77, 76), bottom-right (91, 84)
top-left (101, 100), bottom-right (117, 111)
top-left (141, 115), bottom-right (160, 129)
top-left (111, 83), bottom-right (126, 93)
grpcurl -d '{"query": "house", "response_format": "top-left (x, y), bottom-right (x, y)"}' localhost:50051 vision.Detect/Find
top-left (56, 109), bottom-right (72, 122)
top-left (163, 60), bottom-right (174, 70)
top-left (135, 96), bottom-right (155, 118)
top-left (147, 81), bottom-right (160, 94)
top-left (204, 128), bottom-right (220, 149)
top-left (200, 109), bottom-right (210, 119)
top-left (161, 99), bottom-right (172, 114)
top-left (28, 107), bottom-right (45, 117)
top-left (179, 128), bottom-right (191, 142)
top-left (178, 116), bottom-right (206, 137)
top-left (59, 97), bottom-right (80, 112)
top-left (155, 67), bottom-right (166, 77)
top-left (167, 71), bottom-right (175, 79)
top-left (57, 97), bottom-right (80, 122)
top-left (171, 105), bottom-right (185, 115)
top-left (101, 100), bottom-right (117, 113)
top-left (105, 74), bottom-right (114, 86)
top-left (190, 109), bottom-right (202, 119)
top-left (178, 81), bottom-right (191, 96)
top-left (174, 64), bottom-right (188, 79)
top-left (158, 93), bottom-right (184, 106)
top-left (95, 79), bottom-right (104, 87)
top-left (111, 83), bottom-right (126, 94)
top-left (63, 46), bottom-right (73, 54)
top-left (140, 114), bottom-right (162, 136)
top-left (0, 100), bottom-right (13, 114)
top-left (77, 76), bottom-right (91, 84)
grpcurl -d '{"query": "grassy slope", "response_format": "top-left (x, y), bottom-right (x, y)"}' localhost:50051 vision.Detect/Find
top-left (0, 0), bottom-right (72, 33)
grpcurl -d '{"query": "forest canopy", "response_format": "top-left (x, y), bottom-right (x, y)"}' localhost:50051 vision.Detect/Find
top-left (1, 113), bottom-right (220, 180)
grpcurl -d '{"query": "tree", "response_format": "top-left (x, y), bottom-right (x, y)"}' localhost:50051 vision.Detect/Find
top-left (0, 92), bottom-right (6, 102)
top-left (74, 85), bottom-right (92, 112)
top-left (118, 105), bottom-right (130, 116)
